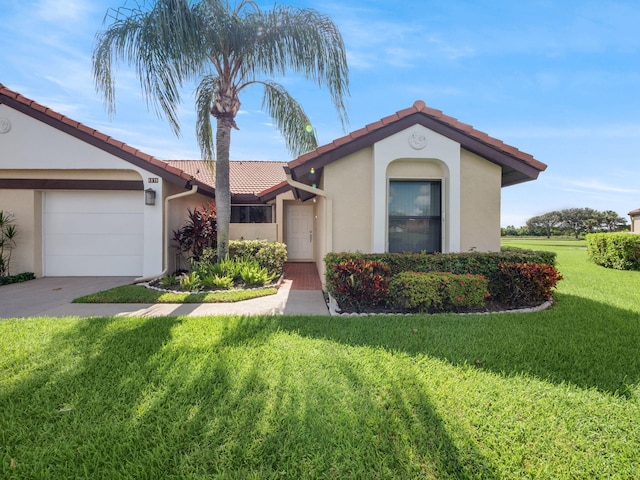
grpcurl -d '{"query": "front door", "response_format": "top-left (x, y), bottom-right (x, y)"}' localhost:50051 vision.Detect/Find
top-left (286, 204), bottom-right (314, 261)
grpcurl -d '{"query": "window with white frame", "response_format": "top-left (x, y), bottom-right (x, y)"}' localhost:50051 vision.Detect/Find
top-left (388, 180), bottom-right (441, 253)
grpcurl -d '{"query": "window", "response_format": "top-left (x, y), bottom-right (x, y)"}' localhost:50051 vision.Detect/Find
top-left (230, 205), bottom-right (274, 223)
top-left (388, 180), bottom-right (441, 253)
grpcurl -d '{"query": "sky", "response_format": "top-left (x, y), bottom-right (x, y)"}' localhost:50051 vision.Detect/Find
top-left (1, 0), bottom-right (640, 227)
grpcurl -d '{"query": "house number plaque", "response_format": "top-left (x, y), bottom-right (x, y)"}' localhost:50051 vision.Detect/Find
top-left (148, 177), bottom-right (159, 183)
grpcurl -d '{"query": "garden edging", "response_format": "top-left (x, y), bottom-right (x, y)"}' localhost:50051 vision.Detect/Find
top-left (326, 293), bottom-right (553, 317)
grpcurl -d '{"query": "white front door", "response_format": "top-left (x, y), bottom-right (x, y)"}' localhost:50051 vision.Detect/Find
top-left (286, 204), bottom-right (314, 261)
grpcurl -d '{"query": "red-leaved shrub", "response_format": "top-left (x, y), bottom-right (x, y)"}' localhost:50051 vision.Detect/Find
top-left (327, 258), bottom-right (391, 312)
top-left (494, 262), bottom-right (563, 306)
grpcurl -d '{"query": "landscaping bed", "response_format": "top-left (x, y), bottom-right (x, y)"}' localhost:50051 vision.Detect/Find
top-left (325, 249), bottom-right (562, 315)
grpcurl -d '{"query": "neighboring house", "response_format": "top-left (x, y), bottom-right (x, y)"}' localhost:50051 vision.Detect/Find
top-left (0, 84), bottom-right (546, 280)
top-left (629, 209), bottom-right (640, 233)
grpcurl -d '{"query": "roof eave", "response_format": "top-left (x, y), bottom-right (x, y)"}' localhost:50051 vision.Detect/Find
top-left (288, 112), bottom-right (546, 187)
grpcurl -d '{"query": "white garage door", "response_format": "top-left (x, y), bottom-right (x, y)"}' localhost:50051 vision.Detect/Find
top-left (43, 191), bottom-right (144, 276)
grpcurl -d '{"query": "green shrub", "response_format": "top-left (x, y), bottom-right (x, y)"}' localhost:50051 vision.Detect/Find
top-left (388, 272), bottom-right (441, 312)
top-left (586, 233), bottom-right (640, 270)
top-left (201, 239), bottom-right (287, 275)
top-left (326, 258), bottom-right (392, 312)
top-left (438, 272), bottom-right (490, 311)
top-left (493, 262), bottom-right (563, 306)
top-left (388, 271), bottom-right (489, 313)
top-left (0, 272), bottom-right (35, 286)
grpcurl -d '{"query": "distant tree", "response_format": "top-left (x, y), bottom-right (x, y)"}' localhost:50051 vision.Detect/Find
top-left (501, 225), bottom-right (531, 236)
top-left (526, 211), bottom-right (562, 238)
top-left (560, 208), bottom-right (599, 239)
top-left (600, 210), bottom-right (628, 232)
top-left (524, 208), bottom-right (628, 238)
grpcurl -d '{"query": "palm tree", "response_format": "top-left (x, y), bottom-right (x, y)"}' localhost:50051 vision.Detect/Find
top-left (93, 0), bottom-right (349, 260)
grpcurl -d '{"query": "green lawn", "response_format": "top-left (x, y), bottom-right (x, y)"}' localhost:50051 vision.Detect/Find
top-left (1, 238), bottom-right (639, 478)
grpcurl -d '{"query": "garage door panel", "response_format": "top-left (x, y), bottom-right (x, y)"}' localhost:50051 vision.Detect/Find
top-left (45, 213), bottom-right (144, 235)
top-left (44, 192), bottom-right (144, 214)
top-left (45, 234), bottom-right (144, 256)
top-left (45, 255), bottom-right (143, 276)
top-left (44, 191), bottom-right (145, 276)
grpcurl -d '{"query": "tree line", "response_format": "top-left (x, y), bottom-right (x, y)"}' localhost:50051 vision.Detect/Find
top-left (502, 208), bottom-right (628, 238)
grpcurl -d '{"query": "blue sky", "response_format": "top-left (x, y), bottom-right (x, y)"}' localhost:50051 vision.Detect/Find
top-left (2, 0), bottom-right (640, 226)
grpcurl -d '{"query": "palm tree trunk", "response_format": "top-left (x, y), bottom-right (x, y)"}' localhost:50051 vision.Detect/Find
top-left (215, 116), bottom-right (233, 261)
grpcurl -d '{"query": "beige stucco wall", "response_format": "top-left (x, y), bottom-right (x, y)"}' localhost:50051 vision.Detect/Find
top-left (631, 215), bottom-right (640, 234)
top-left (0, 189), bottom-right (40, 276)
top-left (322, 147), bottom-right (373, 253)
top-left (460, 150), bottom-right (501, 252)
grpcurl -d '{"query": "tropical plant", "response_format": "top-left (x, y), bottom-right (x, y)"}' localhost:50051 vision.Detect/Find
top-left (200, 273), bottom-right (235, 290)
top-left (172, 204), bottom-right (217, 261)
top-left (93, 0), bottom-right (349, 262)
top-left (0, 211), bottom-right (18, 277)
top-left (179, 271), bottom-right (201, 291)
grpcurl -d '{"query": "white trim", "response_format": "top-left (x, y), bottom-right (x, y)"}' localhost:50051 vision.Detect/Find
top-left (372, 125), bottom-right (461, 253)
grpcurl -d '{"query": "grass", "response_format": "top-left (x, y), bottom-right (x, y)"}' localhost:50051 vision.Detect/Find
top-left (73, 285), bottom-right (278, 303)
top-left (1, 238), bottom-right (640, 478)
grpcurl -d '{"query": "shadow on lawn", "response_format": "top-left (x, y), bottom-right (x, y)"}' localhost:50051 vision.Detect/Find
top-left (2, 316), bottom-right (498, 479)
top-left (279, 292), bottom-right (640, 398)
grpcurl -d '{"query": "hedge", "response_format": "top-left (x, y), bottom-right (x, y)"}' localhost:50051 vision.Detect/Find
top-left (325, 249), bottom-right (556, 297)
top-left (586, 233), bottom-right (640, 270)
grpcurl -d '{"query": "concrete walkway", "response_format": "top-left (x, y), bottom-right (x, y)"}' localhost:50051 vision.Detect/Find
top-left (0, 275), bottom-right (329, 319)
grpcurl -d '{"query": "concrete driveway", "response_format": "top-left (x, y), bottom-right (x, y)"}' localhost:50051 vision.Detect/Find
top-left (0, 276), bottom-right (329, 318)
top-left (0, 277), bottom-right (135, 318)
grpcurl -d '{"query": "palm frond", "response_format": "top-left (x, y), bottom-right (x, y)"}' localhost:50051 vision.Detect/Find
top-left (246, 5), bottom-right (350, 129)
top-left (196, 74), bottom-right (218, 160)
top-left (92, 0), bottom-right (204, 135)
top-left (260, 81), bottom-right (318, 156)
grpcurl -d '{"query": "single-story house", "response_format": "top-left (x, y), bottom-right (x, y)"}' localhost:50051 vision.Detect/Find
top-left (629, 209), bottom-right (640, 233)
top-left (0, 83), bottom-right (546, 280)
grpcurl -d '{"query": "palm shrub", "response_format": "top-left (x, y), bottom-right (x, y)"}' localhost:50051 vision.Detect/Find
top-left (0, 210), bottom-right (18, 276)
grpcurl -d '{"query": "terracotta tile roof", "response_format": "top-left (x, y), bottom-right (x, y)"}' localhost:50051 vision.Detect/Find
top-left (163, 160), bottom-right (287, 196)
top-left (0, 83), bottom-right (214, 196)
top-left (629, 208), bottom-right (640, 216)
top-left (288, 100), bottom-right (547, 187)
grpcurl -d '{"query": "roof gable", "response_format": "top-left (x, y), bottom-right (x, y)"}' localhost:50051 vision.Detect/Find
top-left (288, 100), bottom-right (547, 188)
top-left (0, 83), bottom-right (214, 196)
